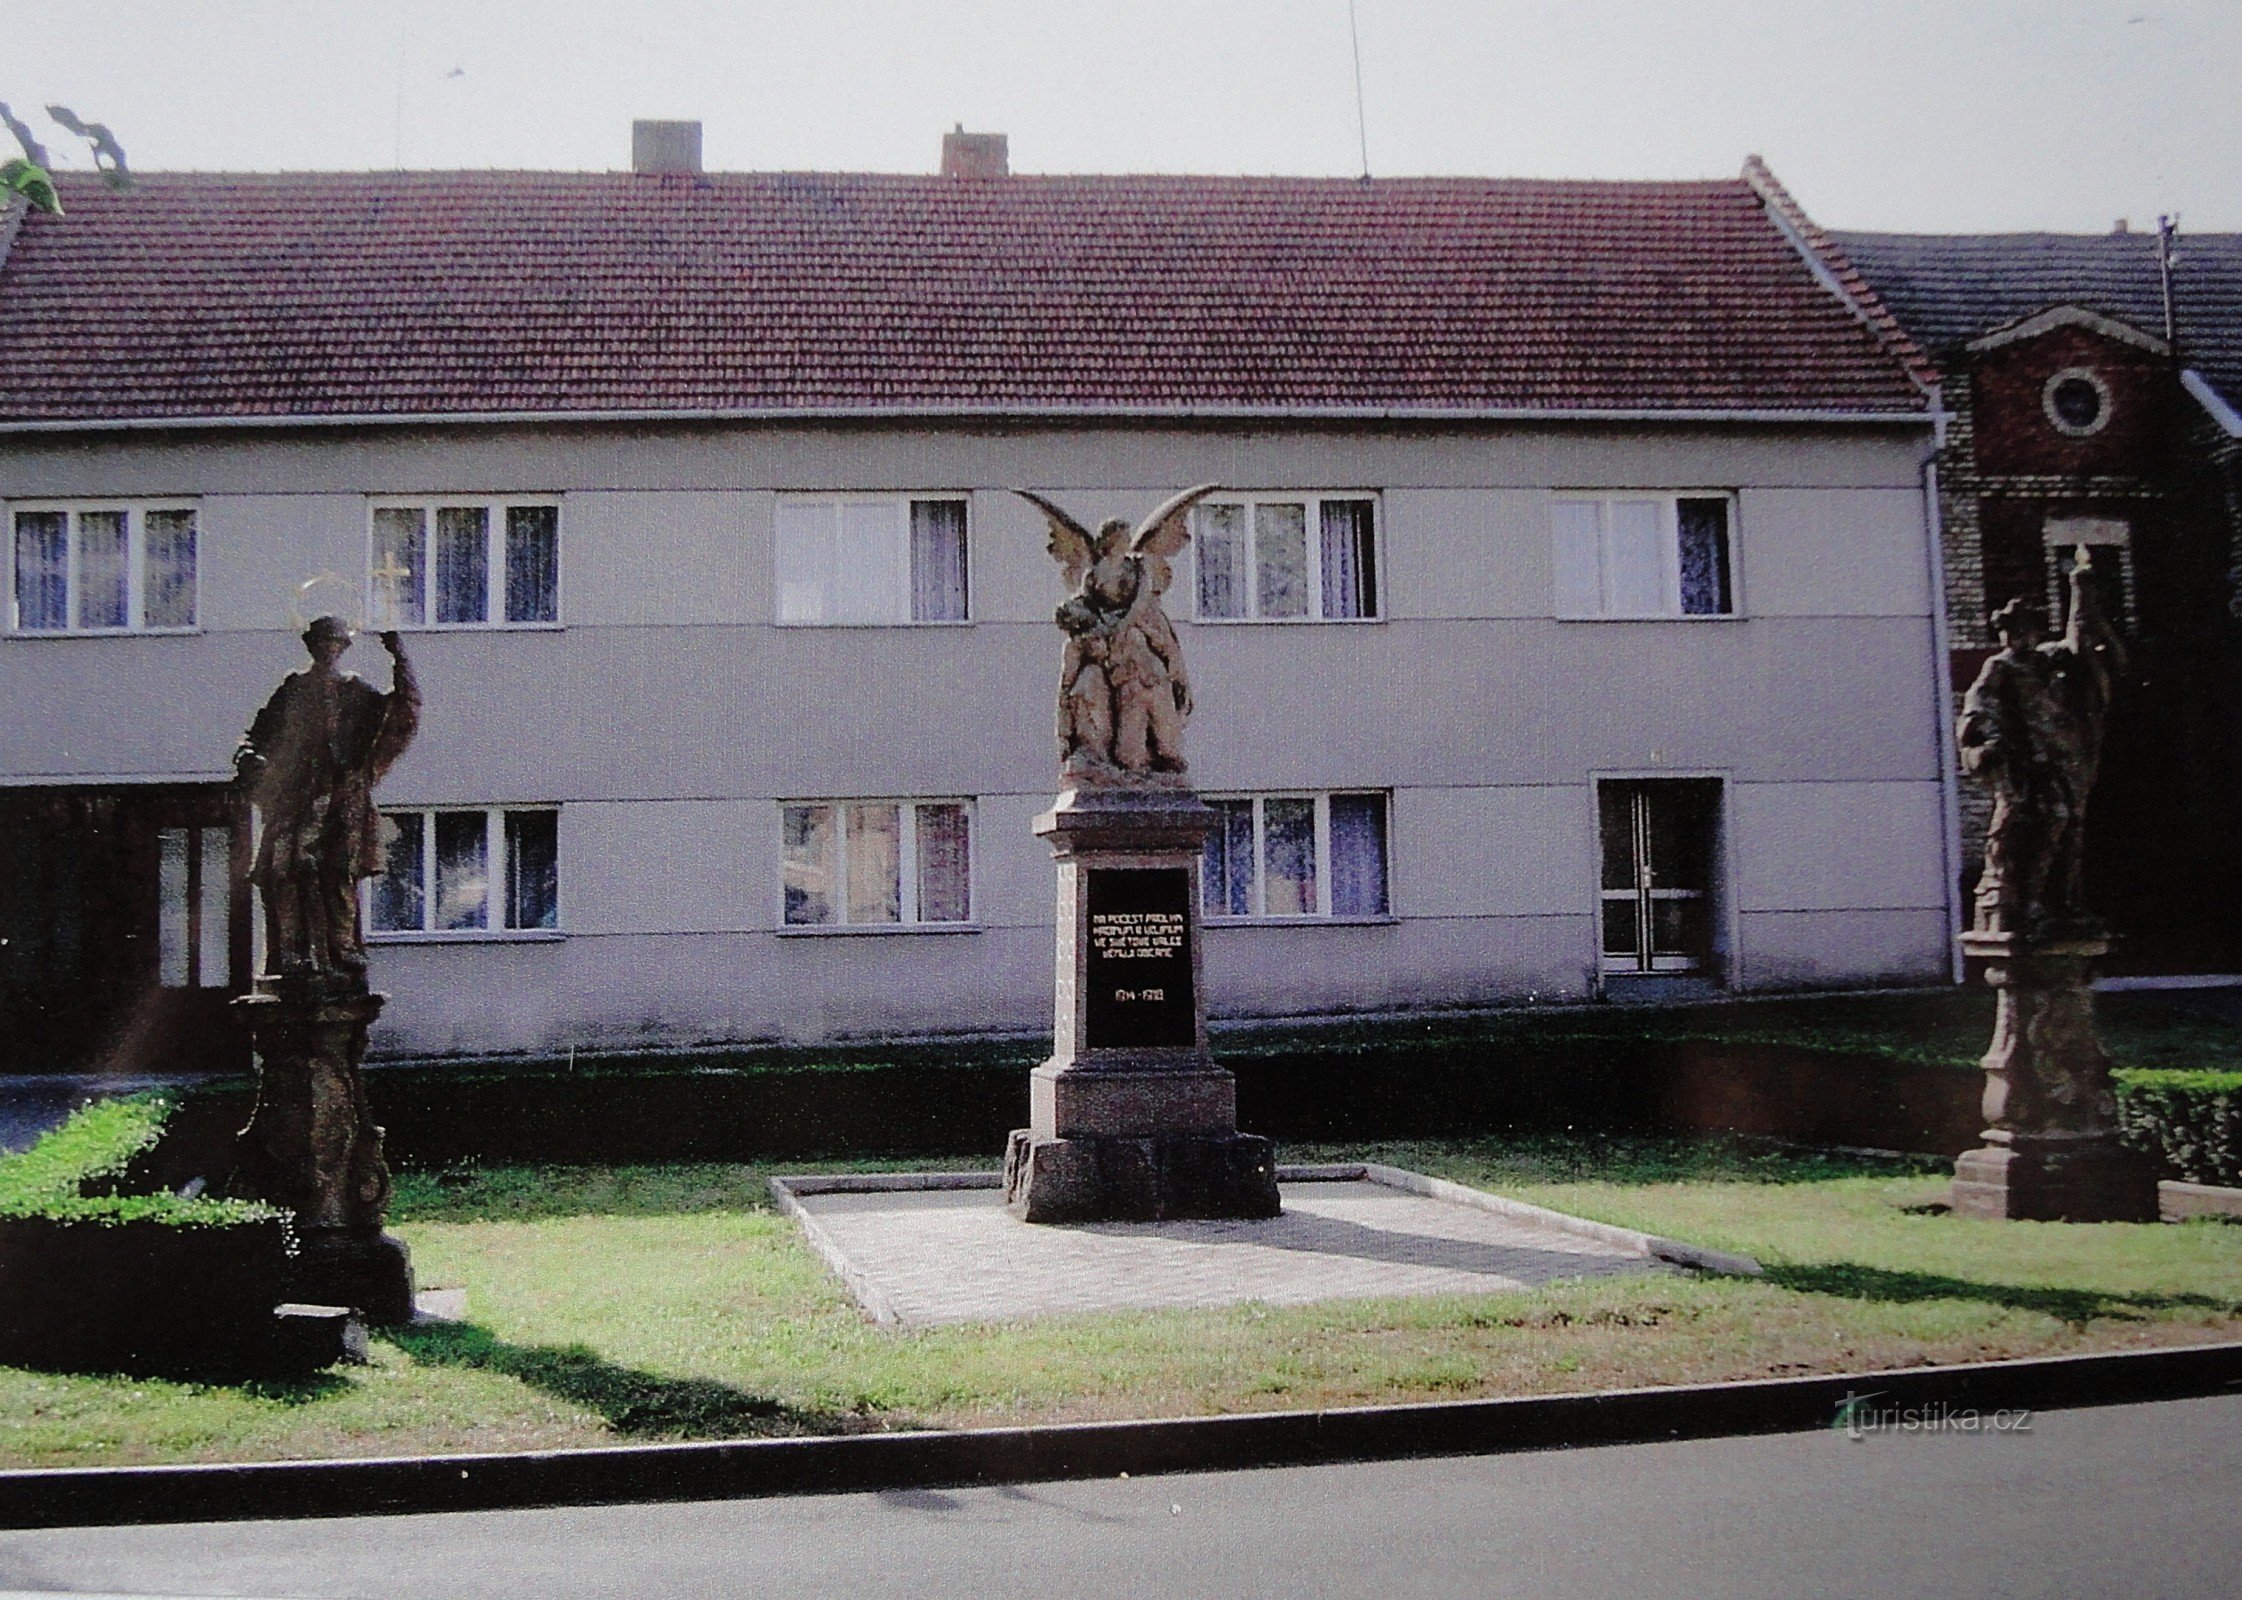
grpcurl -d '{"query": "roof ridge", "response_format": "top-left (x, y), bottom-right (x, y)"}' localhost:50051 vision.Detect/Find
top-left (1743, 156), bottom-right (1940, 393)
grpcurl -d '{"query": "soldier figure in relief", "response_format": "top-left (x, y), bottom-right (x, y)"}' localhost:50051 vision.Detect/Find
top-left (234, 617), bottom-right (420, 979)
top-left (1016, 484), bottom-right (1218, 785)
top-left (1957, 548), bottom-right (2127, 940)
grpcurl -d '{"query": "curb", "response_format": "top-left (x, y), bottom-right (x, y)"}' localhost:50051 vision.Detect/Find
top-left (2, 1341), bottom-right (2237, 1531)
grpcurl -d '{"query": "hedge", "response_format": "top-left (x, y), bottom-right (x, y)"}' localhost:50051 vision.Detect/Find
top-left (2116, 1069), bottom-right (2242, 1188)
top-left (0, 1092), bottom-right (280, 1227)
top-left (0, 1095), bottom-right (305, 1375)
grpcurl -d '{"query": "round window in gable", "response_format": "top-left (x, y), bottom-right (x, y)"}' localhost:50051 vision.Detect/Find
top-left (2043, 367), bottom-right (2113, 436)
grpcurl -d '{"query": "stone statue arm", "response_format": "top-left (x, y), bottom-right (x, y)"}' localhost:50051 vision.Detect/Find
top-left (1146, 606), bottom-right (1192, 718)
top-left (232, 678), bottom-right (289, 788)
top-left (2060, 546), bottom-right (2129, 693)
top-left (1956, 662), bottom-right (2015, 786)
top-left (367, 631), bottom-right (421, 783)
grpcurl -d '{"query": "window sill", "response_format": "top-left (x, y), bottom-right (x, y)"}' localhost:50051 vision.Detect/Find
top-left (1189, 615), bottom-right (1383, 626)
top-left (772, 619), bottom-right (975, 630)
top-left (7, 626), bottom-right (203, 639)
top-left (368, 929), bottom-right (566, 944)
top-left (776, 922), bottom-right (983, 937)
top-left (1553, 613), bottom-right (1744, 623)
top-left (1205, 914), bottom-right (1400, 928)
top-left (387, 622), bottom-right (564, 634)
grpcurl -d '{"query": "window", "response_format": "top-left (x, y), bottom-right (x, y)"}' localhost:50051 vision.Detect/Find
top-left (369, 807), bottom-right (560, 935)
top-left (10, 504), bottom-right (197, 633)
top-left (1551, 495), bottom-right (1734, 618)
top-left (1193, 495), bottom-right (1378, 621)
top-left (782, 800), bottom-right (972, 927)
top-left (2043, 367), bottom-right (2112, 437)
top-left (2043, 518), bottom-right (2131, 631)
top-left (368, 500), bottom-right (560, 629)
top-left (1201, 792), bottom-right (1390, 919)
top-left (156, 826), bottom-right (233, 988)
top-left (1598, 779), bottom-right (1719, 974)
top-left (775, 497), bottom-right (969, 624)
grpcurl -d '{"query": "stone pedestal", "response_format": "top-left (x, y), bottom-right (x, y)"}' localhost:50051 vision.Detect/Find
top-left (232, 977), bottom-right (416, 1323)
top-left (1004, 788), bottom-right (1281, 1224)
top-left (1948, 933), bottom-right (2158, 1223)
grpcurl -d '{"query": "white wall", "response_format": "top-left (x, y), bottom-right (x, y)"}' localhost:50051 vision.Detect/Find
top-left (0, 417), bottom-right (1951, 1055)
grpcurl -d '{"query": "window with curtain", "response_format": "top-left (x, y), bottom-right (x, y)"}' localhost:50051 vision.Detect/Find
top-left (1202, 792), bottom-right (1390, 920)
top-left (776, 496), bottom-right (970, 625)
top-left (1551, 494), bottom-right (1735, 619)
top-left (781, 800), bottom-right (974, 927)
top-left (10, 504), bottom-right (198, 633)
top-left (368, 500), bottom-right (561, 630)
top-left (1193, 495), bottom-right (1379, 621)
top-left (369, 807), bottom-right (562, 935)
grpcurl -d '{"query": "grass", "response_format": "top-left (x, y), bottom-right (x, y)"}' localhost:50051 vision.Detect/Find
top-left (2, 1136), bottom-right (2236, 1470)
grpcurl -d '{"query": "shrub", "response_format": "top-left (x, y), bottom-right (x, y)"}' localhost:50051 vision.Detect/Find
top-left (0, 1091), bottom-right (280, 1227)
top-left (2115, 1069), bottom-right (2242, 1188)
top-left (0, 1094), bottom-right (301, 1375)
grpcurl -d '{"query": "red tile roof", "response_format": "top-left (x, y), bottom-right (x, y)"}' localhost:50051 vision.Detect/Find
top-left (0, 169), bottom-right (1931, 423)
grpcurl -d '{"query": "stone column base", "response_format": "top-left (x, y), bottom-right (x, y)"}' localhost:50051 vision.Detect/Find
top-left (291, 1228), bottom-right (417, 1326)
top-left (1004, 1128), bottom-right (1281, 1224)
top-left (1951, 1139), bottom-right (2159, 1223)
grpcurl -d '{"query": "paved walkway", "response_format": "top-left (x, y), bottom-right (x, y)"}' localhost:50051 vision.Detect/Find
top-left (789, 1179), bottom-right (1660, 1325)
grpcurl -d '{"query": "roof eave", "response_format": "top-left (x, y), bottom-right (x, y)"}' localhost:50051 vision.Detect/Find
top-left (0, 400), bottom-right (1936, 437)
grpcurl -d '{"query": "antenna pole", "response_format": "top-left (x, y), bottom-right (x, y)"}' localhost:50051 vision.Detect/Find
top-left (2156, 213), bottom-right (2180, 357)
top-left (1348, 0), bottom-right (1370, 180)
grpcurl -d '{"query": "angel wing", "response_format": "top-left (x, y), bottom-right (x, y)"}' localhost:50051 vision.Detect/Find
top-left (1012, 489), bottom-right (1097, 591)
top-left (1130, 483), bottom-right (1221, 597)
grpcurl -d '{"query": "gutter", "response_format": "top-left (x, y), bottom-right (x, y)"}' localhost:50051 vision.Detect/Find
top-left (0, 402), bottom-right (1936, 438)
top-left (2181, 368), bottom-right (2242, 438)
top-left (1920, 439), bottom-right (1967, 983)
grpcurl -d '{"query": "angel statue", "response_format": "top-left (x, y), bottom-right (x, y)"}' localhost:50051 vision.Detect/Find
top-left (1013, 484), bottom-right (1221, 786)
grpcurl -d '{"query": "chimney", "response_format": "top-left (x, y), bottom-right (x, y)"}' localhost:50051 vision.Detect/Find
top-left (941, 124), bottom-right (1008, 179)
top-left (633, 120), bottom-right (703, 175)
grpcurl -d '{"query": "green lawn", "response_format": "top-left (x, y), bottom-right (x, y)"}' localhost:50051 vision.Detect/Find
top-left (3, 1137), bottom-right (2236, 1470)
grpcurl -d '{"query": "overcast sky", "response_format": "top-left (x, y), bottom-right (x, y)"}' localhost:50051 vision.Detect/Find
top-left (6, 0), bottom-right (2238, 232)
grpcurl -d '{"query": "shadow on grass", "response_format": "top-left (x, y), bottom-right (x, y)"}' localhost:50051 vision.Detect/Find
top-left (1315, 1135), bottom-right (1947, 1190)
top-left (385, 1320), bottom-right (873, 1439)
top-left (1765, 1262), bottom-right (2237, 1328)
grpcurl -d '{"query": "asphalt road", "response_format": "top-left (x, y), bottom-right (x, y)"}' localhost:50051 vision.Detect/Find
top-left (1, 1394), bottom-right (2236, 1600)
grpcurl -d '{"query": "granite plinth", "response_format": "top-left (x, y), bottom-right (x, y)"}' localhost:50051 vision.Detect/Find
top-left (1949, 931), bottom-right (2159, 1224)
top-left (1004, 1129), bottom-right (1280, 1224)
top-left (232, 976), bottom-right (416, 1322)
top-left (1952, 1139), bottom-right (2160, 1223)
top-left (1007, 787), bottom-right (1279, 1223)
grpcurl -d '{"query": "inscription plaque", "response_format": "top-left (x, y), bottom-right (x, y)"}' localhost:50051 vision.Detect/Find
top-left (1083, 867), bottom-right (1196, 1049)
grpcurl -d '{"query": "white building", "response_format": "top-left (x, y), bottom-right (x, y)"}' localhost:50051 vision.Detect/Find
top-left (0, 132), bottom-right (1957, 1067)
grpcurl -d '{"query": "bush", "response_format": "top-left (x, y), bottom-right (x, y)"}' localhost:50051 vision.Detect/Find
top-left (0, 1091), bottom-right (279, 1227)
top-left (2116, 1069), bottom-right (2242, 1188)
top-left (0, 1095), bottom-right (299, 1374)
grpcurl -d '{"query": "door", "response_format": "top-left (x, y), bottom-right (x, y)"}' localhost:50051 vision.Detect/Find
top-left (0, 785), bottom-right (249, 1074)
top-left (1598, 779), bottom-right (1721, 976)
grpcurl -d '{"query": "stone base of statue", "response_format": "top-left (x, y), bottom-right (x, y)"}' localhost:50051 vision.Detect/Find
top-left (1948, 932), bottom-right (2158, 1223)
top-left (231, 975), bottom-right (416, 1324)
top-left (1004, 787), bottom-right (1281, 1224)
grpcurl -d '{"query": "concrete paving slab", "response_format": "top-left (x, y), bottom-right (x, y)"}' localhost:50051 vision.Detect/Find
top-left (781, 1176), bottom-right (1665, 1326)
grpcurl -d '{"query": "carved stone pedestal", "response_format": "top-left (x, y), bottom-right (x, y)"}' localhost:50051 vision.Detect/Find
top-left (1948, 933), bottom-right (2158, 1223)
top-left (1005, 788), bottom-right (1280, 1224)
top-left (232, 978), bottom-right (416, 1324)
